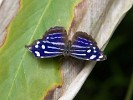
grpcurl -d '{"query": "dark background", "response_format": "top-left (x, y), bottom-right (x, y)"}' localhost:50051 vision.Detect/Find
top-left (75, 7), bottom-right (133, 100)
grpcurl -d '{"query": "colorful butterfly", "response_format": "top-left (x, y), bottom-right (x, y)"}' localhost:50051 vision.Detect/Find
top-left (26, 26), bottom-right (106, 61)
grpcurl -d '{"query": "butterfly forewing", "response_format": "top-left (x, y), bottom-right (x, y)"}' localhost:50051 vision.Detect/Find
top-left (26, 27), bottom-right (67, 58)
top-left (70, 32), bottom-right (106, 61)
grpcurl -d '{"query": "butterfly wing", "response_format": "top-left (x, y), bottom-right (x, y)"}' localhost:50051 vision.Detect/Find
top-left (70, 32), bottom-right (106, 61)
top-left (26, 26), bottom-right (67, 58)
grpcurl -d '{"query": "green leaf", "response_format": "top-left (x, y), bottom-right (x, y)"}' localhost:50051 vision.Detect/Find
top-left (0, 0), bottom-right (80, 99)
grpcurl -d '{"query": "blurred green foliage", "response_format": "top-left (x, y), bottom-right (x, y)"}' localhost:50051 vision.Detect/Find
top-left (75, 7), bottom-right (133, 100)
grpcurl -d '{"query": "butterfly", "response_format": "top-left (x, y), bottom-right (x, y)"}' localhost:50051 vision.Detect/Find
top-left (26, 26), bottom-right (106, 61)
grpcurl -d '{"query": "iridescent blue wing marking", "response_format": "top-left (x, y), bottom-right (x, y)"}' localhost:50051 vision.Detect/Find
top-left (26, 26), bottom-right (67, 58)
top-left (70, 32), bottom-right (106, 61)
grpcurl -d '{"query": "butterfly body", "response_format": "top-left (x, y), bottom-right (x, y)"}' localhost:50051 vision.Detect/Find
top-left (26, 26), bottom-right (106, 61)
top-left (62, 40), bottom-right (71, 57)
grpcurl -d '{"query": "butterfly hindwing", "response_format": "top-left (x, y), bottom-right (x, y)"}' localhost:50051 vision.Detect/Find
top-left (26, 26), bottom-right (67, 58)
top-left (70, 32), bottom-right (106, 61)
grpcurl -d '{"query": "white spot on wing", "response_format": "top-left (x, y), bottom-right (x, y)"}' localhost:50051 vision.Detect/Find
top-left (90, 55), bottom-right (96, 59)
top-left (41, 45), bottom-right (45, 49)
top-left (35, 51), bottom-right (40, 57)
top-left (35, 45), bottom-right (39, 48)
top-left (90, 43), bottom-right (93, 45)
top-left (46, 37), bottom-right (49, 39)
top-left (37, 41), bottom-right (40, 45)
top-left (94, 50), bottom-right (97, 53)
top-left (99, 55), bottom-right (103, 58)
top-left (96, 59), bottom-right (100, 61)
top-left (28, 47), bottom-right (32, 50)
top-left (87, 49), bottom-right (91, 53)
top-left (93, 47), bottom-right (96, 49)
